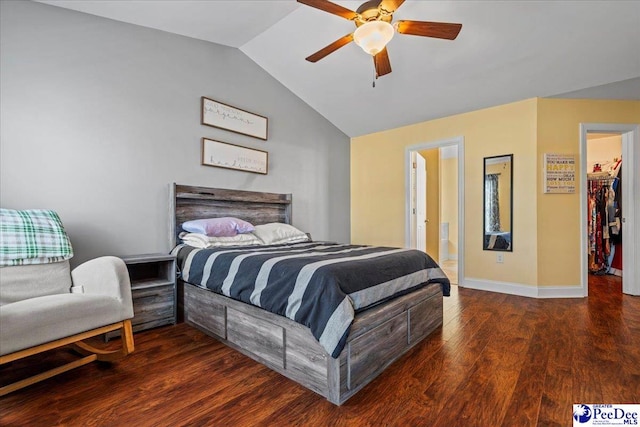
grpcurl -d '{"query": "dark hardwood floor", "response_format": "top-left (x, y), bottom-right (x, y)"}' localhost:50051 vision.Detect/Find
top-left (1, 275), bottom-right (638, 426)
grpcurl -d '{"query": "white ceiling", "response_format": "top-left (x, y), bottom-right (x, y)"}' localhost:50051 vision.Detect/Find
top-left (38, 1), bottom-right (640, 137)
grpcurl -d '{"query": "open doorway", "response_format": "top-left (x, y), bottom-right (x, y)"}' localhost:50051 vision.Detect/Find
top-left (406, 137), bottom-right (464, 286)
top-left (585, 133), bottom-right (623, 294)
top-left (580, 123), bottom-right (639, 296)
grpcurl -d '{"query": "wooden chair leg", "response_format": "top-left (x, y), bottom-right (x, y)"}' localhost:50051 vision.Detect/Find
top-left (121, 319), bottom-right (135, 356)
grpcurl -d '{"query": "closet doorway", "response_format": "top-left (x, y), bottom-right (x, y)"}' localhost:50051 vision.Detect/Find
top-left (580, 123), bottom-right (639, 296)
top-left (405, 137), bottom-right (465, 286)
top-left (585, 133), bottom-right (622, 292)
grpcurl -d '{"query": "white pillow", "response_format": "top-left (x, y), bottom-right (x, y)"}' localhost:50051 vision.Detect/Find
top-left (251, 223), bottom-right (309, 245)
top-left (179, 232), bottom-right (262, 249)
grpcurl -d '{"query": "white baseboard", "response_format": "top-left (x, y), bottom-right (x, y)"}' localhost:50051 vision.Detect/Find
top-left (439, 255), bottom-right (458, 264)
top-left (462, 278), bottom-right (585, 299)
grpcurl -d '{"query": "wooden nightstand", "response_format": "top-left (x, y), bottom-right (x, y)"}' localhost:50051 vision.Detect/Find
top-left (107, 253), bottom-right (177, 340)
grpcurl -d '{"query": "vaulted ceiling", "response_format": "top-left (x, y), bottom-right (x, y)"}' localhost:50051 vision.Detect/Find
top-left (39, 1), bottom-right (640, 137)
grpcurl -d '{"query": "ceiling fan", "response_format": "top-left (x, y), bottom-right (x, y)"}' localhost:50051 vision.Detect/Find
top-left (298, 0), bottom-right (462, 78)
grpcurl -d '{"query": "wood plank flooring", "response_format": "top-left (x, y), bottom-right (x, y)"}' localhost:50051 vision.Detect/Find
top-left (440, 260), bottom-right (458, 285)
top-left (1, 275), bottom-right (638, 426)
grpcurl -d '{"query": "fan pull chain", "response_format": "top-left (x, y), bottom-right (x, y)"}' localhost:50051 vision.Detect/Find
top-left (372, 67), bottom-right (376, 88)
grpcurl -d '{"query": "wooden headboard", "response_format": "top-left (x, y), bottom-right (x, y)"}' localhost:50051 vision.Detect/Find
top-left (169, 184), bottom-right (292, 246)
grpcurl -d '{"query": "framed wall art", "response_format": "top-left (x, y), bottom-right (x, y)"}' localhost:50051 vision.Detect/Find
top-left (543, 153), bottom-right (576, 193)
top-left (201, 138), bottom-right (268, 175)
top-left (201, 97), bottom-right (268, 140)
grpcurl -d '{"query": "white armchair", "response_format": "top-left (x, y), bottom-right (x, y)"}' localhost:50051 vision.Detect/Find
top-left (0, 210), bottom-right (134, 396)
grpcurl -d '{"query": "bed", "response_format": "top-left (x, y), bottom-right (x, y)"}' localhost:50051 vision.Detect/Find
top-left (484, 231), bottom-right (511, 250)
top-left (169, 184), bottom-right (449, 405)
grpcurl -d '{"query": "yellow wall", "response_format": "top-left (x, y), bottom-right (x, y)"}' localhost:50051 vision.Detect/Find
top-left (419, 149), bottom-right (440, 260)
top-left (536, 99), bottom-right (640, 286)
top-left (352, 97), bottom-right (639, 289)
top-left (352, 98), bottom-right (539, 285)
top-left (440, 156), bottom-right (458, 258)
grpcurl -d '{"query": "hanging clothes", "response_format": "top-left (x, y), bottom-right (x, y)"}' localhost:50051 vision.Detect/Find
top-left (587, 176), bottom-right (614, 273)
top-left (587, 160), bottom-right (622, 275)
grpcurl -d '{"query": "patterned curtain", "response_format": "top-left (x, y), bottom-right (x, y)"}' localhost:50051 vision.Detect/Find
top-left (485, 174), bottom-right (501, 232)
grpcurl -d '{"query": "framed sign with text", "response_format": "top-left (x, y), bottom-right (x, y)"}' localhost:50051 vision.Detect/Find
top-left (201, 97), bottom-right (268, 140)
top-left (201, 138), bottom-right (268, 175)
top-left (543, 153), bottom-right (576, 193)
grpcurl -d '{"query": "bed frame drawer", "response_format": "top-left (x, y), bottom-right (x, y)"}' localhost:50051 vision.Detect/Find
top-left (185, 286), bottom-right (226, 338)
top-left (227, 308), bottom-right (285, 370)
top-left (409, 291), bottom-right (443, 344)
top-left (347, 312), bottom-right (408, 390)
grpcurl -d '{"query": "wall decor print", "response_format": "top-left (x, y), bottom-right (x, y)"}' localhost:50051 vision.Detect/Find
top-left (543, 153), bottom-right (576, 193)
top-left (201, 97), bottom-right (268, 140)
top-left (202, 138), bottom-right (268, 175)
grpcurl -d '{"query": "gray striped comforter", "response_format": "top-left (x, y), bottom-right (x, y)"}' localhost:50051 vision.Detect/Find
top-left (172, 242), bottom-right (450, 358)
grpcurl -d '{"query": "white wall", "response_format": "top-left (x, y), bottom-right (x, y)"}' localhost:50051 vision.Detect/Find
top-left (587, 134), bottom-right (622, 172)
top-left (0, 1), bottom-right (351, 265)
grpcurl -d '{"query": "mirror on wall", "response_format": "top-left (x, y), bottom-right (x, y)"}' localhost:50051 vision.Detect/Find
top-left (483, 154), bottom-right (513, 251)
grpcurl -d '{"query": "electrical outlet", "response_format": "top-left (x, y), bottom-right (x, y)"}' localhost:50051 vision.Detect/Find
top-left (496, 253), bottom-right (504, 263)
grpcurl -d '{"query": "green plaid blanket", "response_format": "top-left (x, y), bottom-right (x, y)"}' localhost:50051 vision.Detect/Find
top-left (0, 209), bottom-right (73, 266)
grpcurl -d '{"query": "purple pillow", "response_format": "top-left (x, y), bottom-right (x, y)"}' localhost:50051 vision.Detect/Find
top-left (181, 217), bottom-right (254, 237)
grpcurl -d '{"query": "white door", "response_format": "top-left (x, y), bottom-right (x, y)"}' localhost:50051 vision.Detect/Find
top-left (621, 130), bottom-right (637, 295)
top-left (415, 153), bottom-right (427, 252)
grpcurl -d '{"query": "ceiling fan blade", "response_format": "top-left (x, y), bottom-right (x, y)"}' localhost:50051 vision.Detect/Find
top-left (378, 0), bottom-right (405, 14)
top-left (395, 20), bottom-right (462, 40)
top-left (374, 47), bottom-right (392, 78)
top-left (297, 0), bottom-right (358, 21)
top-left (306, 33), bottom-right (354, 63)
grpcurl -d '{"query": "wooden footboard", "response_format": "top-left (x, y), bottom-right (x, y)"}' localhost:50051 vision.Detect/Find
top-left (183, 282), bottom-right (443, 405)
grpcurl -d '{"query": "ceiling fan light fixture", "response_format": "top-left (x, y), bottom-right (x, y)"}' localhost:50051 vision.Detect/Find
top-left (353, 21), bottom-right (394, 56)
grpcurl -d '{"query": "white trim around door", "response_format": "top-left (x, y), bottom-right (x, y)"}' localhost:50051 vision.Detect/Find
top-left (405, 137), bottom-right (465, 286)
